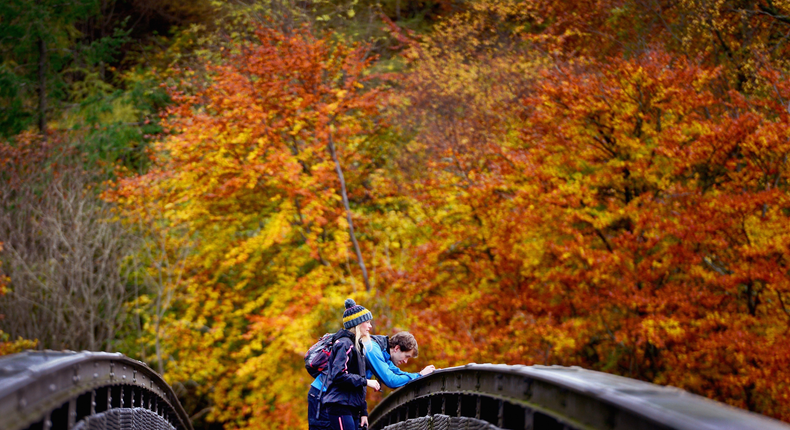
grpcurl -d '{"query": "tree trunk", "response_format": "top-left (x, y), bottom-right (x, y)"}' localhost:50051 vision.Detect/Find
top-left (100, 0), bottom-right (107, 81)
top-left (38, 37), bottom-right (47, 137)
top-left (328, 133), bottom-right (371, 292)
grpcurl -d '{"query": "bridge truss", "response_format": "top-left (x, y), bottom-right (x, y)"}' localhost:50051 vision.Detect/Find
top-left (368, 364), bottom-right (790, 430)
top-left (0, 351), bottom-right (192, 430)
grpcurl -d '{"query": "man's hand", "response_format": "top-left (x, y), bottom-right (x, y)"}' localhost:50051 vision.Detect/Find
top-left (361, 416), bottom-right (369, 428)
top-left (367, 379), bottom-right (381, 391)
top-left (419, 365), bottom-right (436, 376)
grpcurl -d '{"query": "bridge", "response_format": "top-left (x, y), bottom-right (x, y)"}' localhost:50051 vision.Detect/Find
top-left (0, 351), bottom-right (191, 430)
top-left (368, 363), bottom-right (790, 430)
top-left (2, 354), bottom-right (790, 430)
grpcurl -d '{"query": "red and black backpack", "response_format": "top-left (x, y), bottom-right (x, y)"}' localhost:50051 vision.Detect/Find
top-left (304, 332), bottom-right (336, 378)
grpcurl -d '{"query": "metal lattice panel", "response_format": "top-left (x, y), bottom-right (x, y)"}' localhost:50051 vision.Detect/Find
top-left (447, 417), bottom-right (500, 430)
top-left (73, 408), bottom-right (176, 430)
top-left (381, 415), bottom-right (501, 430)
top-left (431, 415), bottom-right (451, 430)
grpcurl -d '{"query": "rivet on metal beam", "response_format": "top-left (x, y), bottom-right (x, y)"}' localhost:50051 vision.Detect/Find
top-left (523, 378), bottom-right (533, 398)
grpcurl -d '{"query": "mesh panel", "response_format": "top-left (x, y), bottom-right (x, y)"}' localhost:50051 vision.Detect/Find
top-left (73, 408), bottom-right (176, 430)
top-left (381, 414), bottom-right (500, 430)
top-left (382, 421), bottom-right (406, 430)
top-left (405, 416), bottom-right (430, 430)
top-left (431, 414), bottom-right (451, 430)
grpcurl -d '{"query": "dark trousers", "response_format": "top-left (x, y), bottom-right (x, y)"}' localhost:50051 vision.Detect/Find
top-left (328, 414), bottom-right (358, 430)
top-left (326, 403), bottom-right (361, 430)
top-left (308, 386), bottom-right (332, 430)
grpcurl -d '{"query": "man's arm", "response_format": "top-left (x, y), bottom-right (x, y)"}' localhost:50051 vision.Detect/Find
top-left (365, 341), bottom-right (419, 388)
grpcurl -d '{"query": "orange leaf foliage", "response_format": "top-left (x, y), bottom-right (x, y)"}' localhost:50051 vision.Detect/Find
top-left (106, 25), bottom-right (390, 429)
top-left (383, 12), bottom-right (790, 420)
top-left (107, 1), bottom-right (790, 426)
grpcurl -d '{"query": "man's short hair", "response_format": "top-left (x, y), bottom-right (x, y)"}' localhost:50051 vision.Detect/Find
top-left (390, 331), bottom-right (418, 357)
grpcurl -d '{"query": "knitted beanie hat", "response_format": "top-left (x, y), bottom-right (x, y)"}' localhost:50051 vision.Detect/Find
top-left (343, 298), bottom-right (372, 329)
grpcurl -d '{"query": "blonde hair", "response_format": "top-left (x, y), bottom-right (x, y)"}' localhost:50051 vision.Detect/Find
top-left (353, 324), bottom-right (371, 353)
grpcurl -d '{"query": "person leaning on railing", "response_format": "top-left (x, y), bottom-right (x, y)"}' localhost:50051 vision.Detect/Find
top-left (362, 331), bottom-right (435, 389)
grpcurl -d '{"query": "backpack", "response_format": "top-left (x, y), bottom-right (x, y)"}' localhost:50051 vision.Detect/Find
top-left (305, 333), bottom-right (335, 378)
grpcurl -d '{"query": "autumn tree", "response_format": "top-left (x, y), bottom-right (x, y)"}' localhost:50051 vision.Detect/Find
top-left (516, 0), bottom-right (790, 93)
top-left (520, 52), bottom-right (790, 417)
top-left (375, 0), bottom-right (547, 366)
top-left (380, 3), bottom-right (790, 421)
top-left (107, 24), bottom-right (391, 429)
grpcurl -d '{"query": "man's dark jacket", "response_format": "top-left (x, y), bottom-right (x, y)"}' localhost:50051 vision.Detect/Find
top-left (370, 334), bottom-right (388, 353)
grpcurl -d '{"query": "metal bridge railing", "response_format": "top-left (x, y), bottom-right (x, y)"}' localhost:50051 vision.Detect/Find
top-left (0, 351), bottom-right (192, 430)
top-left (369, 364), bottom-right (790, 430)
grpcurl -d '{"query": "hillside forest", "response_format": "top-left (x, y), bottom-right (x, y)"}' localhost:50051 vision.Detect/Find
top-left (2, 0), bottom-right (790, 428)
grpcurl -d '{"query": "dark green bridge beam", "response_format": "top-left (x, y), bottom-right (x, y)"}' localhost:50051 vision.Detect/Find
top-left (369, 364), bottom-right (790, 430)
top-left (0, 351), bottom-right (192, 430)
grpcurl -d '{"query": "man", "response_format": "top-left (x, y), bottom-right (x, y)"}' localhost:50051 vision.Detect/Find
top-left (363, 331), bottom-right (435, 389)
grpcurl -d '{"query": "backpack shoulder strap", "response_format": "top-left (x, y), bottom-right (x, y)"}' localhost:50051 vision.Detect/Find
top-left (371, 334), bottom-right (388, 353)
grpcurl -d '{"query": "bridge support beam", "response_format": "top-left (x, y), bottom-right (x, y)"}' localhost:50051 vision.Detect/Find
top-left (368, 364), bottom-right (790, 430)
top-left (0, 351), bottom-right (192, 430)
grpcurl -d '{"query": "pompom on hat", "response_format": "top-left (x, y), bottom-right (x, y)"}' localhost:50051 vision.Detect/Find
top-left (343, 298), bottom-right (372, 329)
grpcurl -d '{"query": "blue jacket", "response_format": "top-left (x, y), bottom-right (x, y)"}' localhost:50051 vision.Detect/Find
top-left (363, 335), bottom-right (420, 388)
top-left (319, 330), bottom-right (368, 416)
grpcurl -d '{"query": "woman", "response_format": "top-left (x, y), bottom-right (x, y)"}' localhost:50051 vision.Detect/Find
top-left (321, 299), bottom-right (381, 430)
